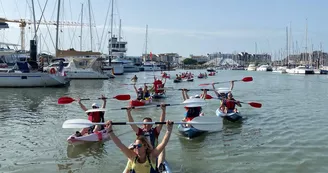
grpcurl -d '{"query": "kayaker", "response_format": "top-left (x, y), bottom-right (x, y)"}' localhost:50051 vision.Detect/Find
top-left (106, 120), bottom-right (173, 173)
top-left (131, 75), bottom-right (138, 82)
top-left (125, 103), bottom-right (166, 148)
top-left (134, 84), bottom-right (146, 101)
top-left (212, 81), bottom-right (234, 100)
top-left (143, 83), bottom-right (151, 99)
top-left (75, 95), bottom-right (106, 136)
top-left (221, 92), bottom-right (242, 113)
top-left (181, 89), bottom-right (206, 126)
top-left (152, 77), bottom-right (166, 96)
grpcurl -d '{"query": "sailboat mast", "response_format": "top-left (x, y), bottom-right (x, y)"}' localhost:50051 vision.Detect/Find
top-left (109, 0), bottom-right (114, 63)
top-left (80, 3), bottom-right (83, 51)
top-left (145, 24), bottom-right (148, 61)
top-left (31, 0), bottom-right (37, 40)
top-left (119, 19), bottom-right (121, 42)
top-left (305, 18), bottom-right (308, 64)
top-left (55, 0), bottom-right (61, 57)
top-left (88, 0), bottom-right (93, 51)
top-left (286, 26), bottom-right (288, 66)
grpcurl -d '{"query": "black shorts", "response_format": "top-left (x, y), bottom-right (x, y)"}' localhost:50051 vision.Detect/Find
top-left (88, 125), bottom-right (105, 134)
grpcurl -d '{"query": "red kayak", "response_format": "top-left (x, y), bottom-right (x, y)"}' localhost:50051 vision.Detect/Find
top-left (129, 98), bottom-right (152, 107)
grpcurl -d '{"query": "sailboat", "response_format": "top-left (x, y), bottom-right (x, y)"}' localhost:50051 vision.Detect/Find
top-left (0, 0), bottom-right (69, 87)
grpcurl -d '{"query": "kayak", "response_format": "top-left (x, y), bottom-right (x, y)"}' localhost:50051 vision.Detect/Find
top-left (177, 124), bottom-right (207, 139)
top-left (67, 129), bottom-right (110, 145)
top-left (197, 76), bottom-right (204, 78)
top-left (173, 79), bottom-right (181, 83)
top-left (129, 97), bottom-right (152, 107)
top-left (187, 78), bottom-right (194, 82)
top-left (216, 108), bottom-right (242, 122)
top-left (208, 72), bottom-right (215, 76)
top-left (159, 160), bottom-right (173, 173)
top-left (152, 93), bottom-right (166, 99)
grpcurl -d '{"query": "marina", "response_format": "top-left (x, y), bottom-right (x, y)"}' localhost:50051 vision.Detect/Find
top-left (1, 0), bottom-right (328, 172)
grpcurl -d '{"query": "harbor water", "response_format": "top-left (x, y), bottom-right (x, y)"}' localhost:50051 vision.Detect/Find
top-left (1, 70), bottom-right (328, 173)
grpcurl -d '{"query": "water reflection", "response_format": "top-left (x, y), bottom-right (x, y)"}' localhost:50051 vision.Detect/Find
top-left (66, 142), bottom-right (106, 159)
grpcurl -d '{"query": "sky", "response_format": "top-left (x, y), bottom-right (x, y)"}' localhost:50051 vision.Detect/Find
top-left (0, 0), bottom-right (327, 60)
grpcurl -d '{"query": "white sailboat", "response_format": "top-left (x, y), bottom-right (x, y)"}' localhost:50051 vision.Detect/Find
top-left (0, 0), bottom-right (70, 88)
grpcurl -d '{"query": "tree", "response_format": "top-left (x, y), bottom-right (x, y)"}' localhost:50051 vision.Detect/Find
top-left (183, 58), bottom-right (197, 65)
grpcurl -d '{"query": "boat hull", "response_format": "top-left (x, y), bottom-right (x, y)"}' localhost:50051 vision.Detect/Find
top-left (216, 108), bottom-right (242, 122)
top-left (173, 79), bottom-right (181, 83)
top-left (152, 93), bottom-right (166, 99)
top-left (0, 72), bottom-right (70, 88)
top-left (177, 124), bottom-right (206, 138)
top-left (67, 129), bottom-right (110, 145)
top-left (129, 98), bottom-right (152, 107)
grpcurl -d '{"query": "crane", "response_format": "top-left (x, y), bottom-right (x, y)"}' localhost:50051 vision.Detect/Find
top-left (0, 17), bottom-right (92, 50)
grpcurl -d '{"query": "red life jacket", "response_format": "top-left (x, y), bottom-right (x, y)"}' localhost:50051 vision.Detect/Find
top-left (88, 112), bottom-right (101, 122)
top-left (224, 99), bottom-right (236, 110)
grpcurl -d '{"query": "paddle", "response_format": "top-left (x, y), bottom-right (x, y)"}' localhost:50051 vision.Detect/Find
top-left (199, 76), bottom-right (253, 86)
top-left (62, 116), bottom-right (222, 131)
top-left (85, 102), bottom-right (207, 112)
top-left (57, 95), bottom-right (131, 104)
top-left (178, 89), bottom-right (213, 99)
top-left (121, 83), bottom-right (153, 86)
top-left (239, 101), bottom-right (262, 108)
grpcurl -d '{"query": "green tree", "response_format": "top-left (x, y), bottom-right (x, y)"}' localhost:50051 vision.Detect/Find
top-left (183, 58), bottom-right (197, 65)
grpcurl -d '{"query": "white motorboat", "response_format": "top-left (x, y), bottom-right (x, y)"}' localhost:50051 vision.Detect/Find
top-left (256, 65), bottom-right (273, 71)
top-left (286, 66), bottom-right (315, 74)
top-left (44, 56), bottom-right (112, 79)
top-left (272, 66), bottom-right (287, 73)
top-left (247, 63), bottom-right (257, 71)
top-left (0, 62), bottom-right (69, 87)
top-left (142, 61), bottom-right (161, 71)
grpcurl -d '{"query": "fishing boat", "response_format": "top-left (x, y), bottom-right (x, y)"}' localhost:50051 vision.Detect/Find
top-left (129, 97), bottom-right (152, 107)
top-left (177, 124), bottom-right (207, 139)
top-left (67, 129), bottom-right (110, 145)
top-left (216, 108), bottom-right (242, 122)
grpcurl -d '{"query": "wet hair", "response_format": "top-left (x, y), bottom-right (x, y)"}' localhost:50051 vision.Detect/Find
top-left (142, 117), bottom-right (152, 121)
top-left (135, 136), bottom-right (153, 155)
top-left (186, 107), bottom-right (202, 118)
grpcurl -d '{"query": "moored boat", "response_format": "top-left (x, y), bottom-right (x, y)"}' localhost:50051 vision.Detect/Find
top-left (129, 97), bottom-right (152, 107)
top-left (177, 124), bottom-right (207, 139)
top-left (216, 108), bottom-right (242, 122)
top-left (67, 129), bottom-right (110, 145)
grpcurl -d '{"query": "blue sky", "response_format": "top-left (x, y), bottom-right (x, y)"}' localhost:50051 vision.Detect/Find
top-left (0, 0), bottom-right (326, 59)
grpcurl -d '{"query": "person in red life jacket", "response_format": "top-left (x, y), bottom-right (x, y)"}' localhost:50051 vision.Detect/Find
top-left (151, 77), bottom-right (166, 95)
top-left (181, 89), bottom-right (206, 127)
top-left (212, 81), bottom-right (234, 101)
top-left (221, 92), bottom-right (242, 114)
top-left (75, 95), bottom-right (107, 137)
top-left (106, 120), bottom-right (173, 173)
top-left (126, 103), bottom-right (166, 148)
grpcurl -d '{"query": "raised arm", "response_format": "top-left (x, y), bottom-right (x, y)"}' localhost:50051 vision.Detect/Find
top-left (77, 98), bottom-right (88, 112)
top-left (230, 81), bottom-right (234, 91)
top-left (101, 95), bottom-right (107, 108)
top-left (212, 83), bottom-right (219, 97)
top-left (151, 121), bottom-right (173, 158)
top-left (181, 89), bottom-right (187, 101)
top-left (126, 108), bottom-right (139, 133)
top-left (106, 121), bottom-right (136, 160)
top-left (133, 84), bottom-right (138, 93)
top-left (155, 104), bottom-right (166, 134)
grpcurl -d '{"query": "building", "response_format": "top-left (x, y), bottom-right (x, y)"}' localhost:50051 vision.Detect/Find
top-left (190, 54), bottom-right (209, 63)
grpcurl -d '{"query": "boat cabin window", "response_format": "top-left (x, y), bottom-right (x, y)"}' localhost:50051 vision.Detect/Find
top-left (49, 63), bottom-right (69, 67)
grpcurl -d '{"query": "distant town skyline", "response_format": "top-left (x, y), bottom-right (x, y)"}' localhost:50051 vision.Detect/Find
top-left (0, 0), bottom-right (327, 59)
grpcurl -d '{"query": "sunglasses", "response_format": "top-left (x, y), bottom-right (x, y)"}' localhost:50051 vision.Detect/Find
top-left (132, 143), bottom-right (142, 149)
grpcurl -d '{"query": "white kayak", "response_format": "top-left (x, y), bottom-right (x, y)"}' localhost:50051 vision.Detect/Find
top-left (160, 160), bottom-right (173, 173)
top-left (67, 129), bottom-right (110, 145)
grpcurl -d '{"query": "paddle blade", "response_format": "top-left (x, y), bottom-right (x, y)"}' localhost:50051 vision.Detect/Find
top-left (86, 108), bottom-right (106, 113)
top-left (58, 97), bottom-right (75, 104)
top-left (189, 116), bottom-right (223, 131)
top-left (242, 77), bottom-right (253, 82)
top-left (205, 94), bottom-right (213, 99)
top-left (199, 83), bottom-right (210, 86)
top-left (113, 94), bottom-right (131, 100)
top-left (62, 119), bottom-right (94, 128)
top-left (248, 102), bottom-right (262, 108)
